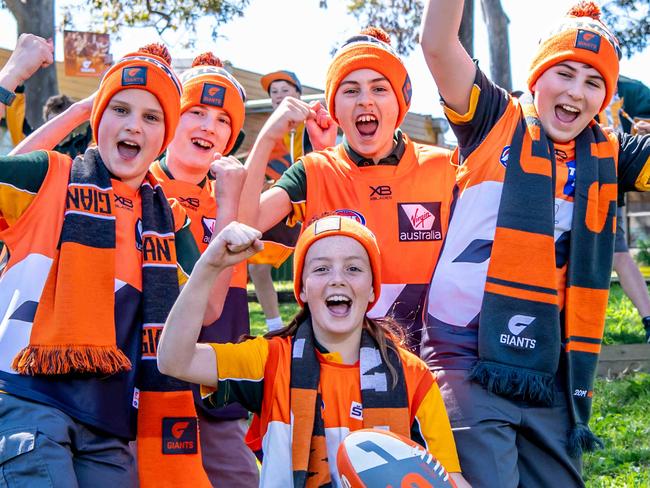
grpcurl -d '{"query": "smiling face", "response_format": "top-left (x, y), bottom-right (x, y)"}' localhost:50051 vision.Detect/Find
top-left (532, 60), bottom-right (607, 143)
top-left (300, 235), bottom-right (375, 346)
top-left (166, 105), bottom-right (232, 173)
top-left (96, 89), bottom-right (165, 188)
top-left (334, 68), bottom-right (398, 162)
top-left (269, 80), bottom-right (301, 109)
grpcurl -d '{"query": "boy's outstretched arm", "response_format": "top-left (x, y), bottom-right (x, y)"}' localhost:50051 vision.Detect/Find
top-left (10, 93), bottom-right (95, 155)
top-left (238, 97), bottom-right (330, 230)
top-left (158, 221), bottom-right (263, 386)
top-left (419, 0), bottom-right (476, 115)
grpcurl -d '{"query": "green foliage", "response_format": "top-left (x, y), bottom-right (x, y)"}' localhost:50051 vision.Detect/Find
top-left (584, 373), bottom-right (650, 486)
top-left (635, 238), bottom-right (650, 266)
top-left (61, 0), bottom-right (250, 46)
top-left (602, 1), bottom-right (650, 58)
top-left (248, 301), bottom-right (299, 337)
top-left (604, 284), bottom-right (647, 344)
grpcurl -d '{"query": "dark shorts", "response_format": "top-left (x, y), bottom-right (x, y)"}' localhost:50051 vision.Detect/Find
top-left (615, 206), bottom-right (628, 253)
top-left (435, 369), bottom-right (584, 488)
top-left (0, 393), bottom-right (137, 488)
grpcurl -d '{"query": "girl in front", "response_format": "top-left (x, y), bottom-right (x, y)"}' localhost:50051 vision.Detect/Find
top-left (157, 215), bottom-right (470, 487)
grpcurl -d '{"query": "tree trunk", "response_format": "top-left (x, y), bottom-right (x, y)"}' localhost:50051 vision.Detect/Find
top-left (5, 0), bottom-right (58, 129)
top-left (480, 0), bottom-right (512, 92)
top-left (459, 0), bottom-right (474, 57)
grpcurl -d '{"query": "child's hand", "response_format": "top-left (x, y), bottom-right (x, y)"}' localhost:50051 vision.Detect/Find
top-left (306, 101), bottom-right (338, 150)
top-left (634, 119), bottom-right (650, 136)
top-left (202, 221), bottom-right (263, 268)
top-left (2, 34), bottom-right (53, 89)
top-left (260, 97), bottom-right (314, 142)
top-left (210, 154), bottom-right (246, 206)
top-left (74, 91), bottom-right (98, 118)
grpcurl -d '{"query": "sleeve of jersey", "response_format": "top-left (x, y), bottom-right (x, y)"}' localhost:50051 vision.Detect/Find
top-left (171, 200), bottom-right (200, 286)
top-left (410, 378), bottom-right (461, 473)
top-left (200, 336), bottom-right (269, 415)
top-left (274, 159), bottom-right (307, 227)
top-left (0, 151), bottom-right (49, 226)
top-left (442, 66), bottom-right (510, 162)
top-left (617, 133), bottom-right (650, 193)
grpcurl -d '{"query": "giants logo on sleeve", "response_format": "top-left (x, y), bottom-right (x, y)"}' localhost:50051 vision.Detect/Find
top-left (162, 417), bottom-right (198, 454)
top-left (397, 202), bottom-right (442, 242)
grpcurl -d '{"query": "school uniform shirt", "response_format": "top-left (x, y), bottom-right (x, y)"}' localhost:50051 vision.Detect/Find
top-left (422, 67), bottom-right (650, 371)
top-left (0, 151), bottom-right (198, 439)
top-left (201, 335), bottom-right (461, 486)
top-left (275, 131), bottom-right (457, 350)
top-left (151, 158), bottom-right (250, 420)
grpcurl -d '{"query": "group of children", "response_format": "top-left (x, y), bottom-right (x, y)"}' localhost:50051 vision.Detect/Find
top-left (1, 1), bottom-right (649, 487)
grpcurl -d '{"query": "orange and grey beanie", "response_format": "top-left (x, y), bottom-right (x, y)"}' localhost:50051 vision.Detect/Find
top-left (293, 216), bottom-right (381, 311)
top-left (180, 53), bottom-right (247, 155)
top-left (260, 70), bottom-right (302, 94)
top-left (325, 27), bottom-right (411, 127)
top-left (91, 43), bottom-right (182, 154)
top-left (527, 1), bottom-right (621, 111)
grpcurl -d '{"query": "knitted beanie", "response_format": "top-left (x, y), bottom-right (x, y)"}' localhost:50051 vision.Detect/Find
top-left (91, 43), bottom-right (182, 154)
top-left (293, 216), bottom-right (381, 311)
top-left (527, 1), bottom-right (621, 111)
top-left (260, 70), bottom-right (302, 94)
top-left (180, 53), bottom-right (247, 155)
top-left (325, 27), bottom-right (411, 127)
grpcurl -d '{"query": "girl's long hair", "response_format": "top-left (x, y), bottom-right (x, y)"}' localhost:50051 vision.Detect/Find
top-left (263, 305), bottom-right (406, 388)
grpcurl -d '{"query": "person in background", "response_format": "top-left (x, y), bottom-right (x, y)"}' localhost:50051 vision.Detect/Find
top-left (42, 94), bottom-right (93, 158)
top-left (248, 70), bottom-right (313, 331)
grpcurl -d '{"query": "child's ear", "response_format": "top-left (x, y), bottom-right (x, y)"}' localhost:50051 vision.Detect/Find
top-left (299, 288), bottom-right (307, 303)
top-left (369, 288), bottom-right (375, 303)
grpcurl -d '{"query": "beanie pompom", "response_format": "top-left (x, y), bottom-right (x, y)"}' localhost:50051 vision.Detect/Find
top-left (192, 52), bottom-right (223, 68)
top-left (567, 1), bottom-right (601, 20)
top-left (360, 26), bottom-right (391, 45)
top-left (138, 43), bottom-right (172, 65)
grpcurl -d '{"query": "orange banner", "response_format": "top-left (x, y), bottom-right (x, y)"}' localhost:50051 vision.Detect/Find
top-left (64, 30), bottom-right (111, 77)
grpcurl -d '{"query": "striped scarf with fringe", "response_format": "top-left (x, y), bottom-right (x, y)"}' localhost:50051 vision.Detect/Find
top-left (469, 94), bottom-right (618, 456)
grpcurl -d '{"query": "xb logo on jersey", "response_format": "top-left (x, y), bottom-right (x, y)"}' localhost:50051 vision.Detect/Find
top-left (500, 314), bottom-right (537, 349)
top-left (369, 185), bottom-right (392, 200)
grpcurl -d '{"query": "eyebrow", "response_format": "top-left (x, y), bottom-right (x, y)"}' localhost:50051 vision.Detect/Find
top-left (339, 76), bottom-right (389, 86)
top-left (556, 62), bottom-right (605, 82)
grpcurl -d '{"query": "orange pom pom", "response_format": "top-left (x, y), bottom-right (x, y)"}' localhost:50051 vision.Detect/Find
top-left (191, 52), bottom-right (224, 68)
top-left (360, 26), bottom-right (391, 45)
top-left (567, 1), bottom-right (602, 20)
top-left (138, 43), bottom-right (172, 65)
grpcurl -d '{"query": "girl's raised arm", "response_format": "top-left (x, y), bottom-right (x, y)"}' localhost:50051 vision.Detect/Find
top-left (157, 221), bottom-right (263, 386)
top-left (419, 0), bottom-right (476, 115)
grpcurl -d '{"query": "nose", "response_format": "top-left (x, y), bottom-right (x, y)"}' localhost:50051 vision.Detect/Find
top-left (124, 114), bottom-right (142, 134)
top-left (356, 87), bottom-right (373, 107)
top-left (328, 266), bottom-right (347, 286)
top-left (566, 80), bottom-right (584, 101)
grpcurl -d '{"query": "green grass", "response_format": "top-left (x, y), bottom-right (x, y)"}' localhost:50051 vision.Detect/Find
top-left (248, 301), bottom-right (299, 336)
top-left (584, 373), bottom-right (650, 487)
top-left (604, 284), bottom-right (647, 344)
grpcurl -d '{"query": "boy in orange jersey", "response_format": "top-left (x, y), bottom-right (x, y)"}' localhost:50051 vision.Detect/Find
top-left (0, 43), bottom-right (228, 487)
top-left (242, 27), bottom-right (457, 352)
top-left (158, 215), bottom-right (470, 488)
top-left (9, 51), bottom-right (258, 486)
top-left (248, 70), bottom-right (311, 332)
top-left (420, 1), bottom-right (650, 486)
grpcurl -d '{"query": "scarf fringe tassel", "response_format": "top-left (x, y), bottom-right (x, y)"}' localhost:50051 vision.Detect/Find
top-left (469, 361), bottom-right (555, 406)
top-left (11, 345), bottom-right (132, 375)
top-left (567, 424), bottom-right (604, 457)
